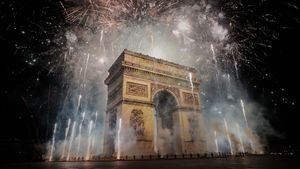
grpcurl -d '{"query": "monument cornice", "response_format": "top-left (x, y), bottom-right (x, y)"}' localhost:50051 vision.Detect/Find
top-left (123, 49), bottom-right (197, 73)
top-left (122, 60), bottom-right (200, 84)
top-left (123, 64), bottom-right (200, 86)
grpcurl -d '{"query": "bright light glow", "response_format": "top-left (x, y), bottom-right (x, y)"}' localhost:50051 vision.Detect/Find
top-left (98, 58), bottom-right (105, 64)
top-left (151, 48), bottom-right (163, 58)
top-left (172, 30), bottom-right (180, 37)
top-left (177, 19), bottom-right (191, 32)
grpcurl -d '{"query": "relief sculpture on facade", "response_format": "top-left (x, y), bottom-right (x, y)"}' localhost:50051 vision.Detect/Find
top-left (130, 109), bottom-right (145, 140)
top-left (126, 82), bottom-right (148, 97)
top-left (182, 92), bottom-right (199, 105)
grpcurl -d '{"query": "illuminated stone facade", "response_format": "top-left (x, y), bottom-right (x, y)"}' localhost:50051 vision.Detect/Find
top-left (103, 49), bottom-right (205, 156)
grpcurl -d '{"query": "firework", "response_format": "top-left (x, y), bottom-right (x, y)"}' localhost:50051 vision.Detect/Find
top-left (43, 0), bottom-right (297, 160)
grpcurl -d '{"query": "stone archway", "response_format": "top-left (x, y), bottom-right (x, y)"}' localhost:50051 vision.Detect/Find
top-left (103, 49), bottom-right (203, 156)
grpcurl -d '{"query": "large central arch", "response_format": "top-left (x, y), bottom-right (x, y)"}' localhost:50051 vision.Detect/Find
top-left (153, 90), bottom-right (182, 154)
top-left (103, 49), bottom-right (204, 157)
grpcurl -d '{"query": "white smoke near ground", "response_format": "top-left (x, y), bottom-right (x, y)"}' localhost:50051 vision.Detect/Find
top-left (116, 119), bottom-right (139, 156)
top-left (157, 128), bottom-right (174, 155)
top-left (46, 0), bottom-right (278, 160)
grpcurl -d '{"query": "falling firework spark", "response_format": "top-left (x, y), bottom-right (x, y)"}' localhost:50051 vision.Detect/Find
top-left (117, 118), bottom-right (122, 159)
top-left (66, 121), bottom-right (76, 161)
top-left (49, 123), bottom-right (57, 162)
top-left (210, 44), bottom-right (217, 65)
top-left (240, 100), bottom-right (249, 128)
top-left (61, 118), bottom-right (71, 160)
top-left (76, 112), bottom-right (85, 157)
top-left (224, 118), bottom-right (233, 155)
top-left (236, 123), bottom-right (245, 153)
top-left (76, 94), bottom-right (82, 112)
top-left (189, 72), bottom-right (194, 92)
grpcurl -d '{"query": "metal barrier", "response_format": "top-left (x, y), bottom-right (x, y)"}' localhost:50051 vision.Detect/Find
top-left (57, 152), bottom-right (251, 162)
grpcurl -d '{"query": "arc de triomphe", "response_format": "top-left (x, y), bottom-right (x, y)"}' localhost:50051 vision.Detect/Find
top-left (103, 49), bottom-right (205, 156)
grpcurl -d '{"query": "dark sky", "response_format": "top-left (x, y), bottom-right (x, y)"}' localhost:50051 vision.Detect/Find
top-left (0, 0), bottom-right (299, 161)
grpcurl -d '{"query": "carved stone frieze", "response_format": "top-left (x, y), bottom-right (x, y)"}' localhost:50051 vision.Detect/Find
top-left (130, 109), bottom-right (145, 140)
top-left (182, 92), bottom-right (200, 105)
top-left (126, 82), bottom-right (148, 97)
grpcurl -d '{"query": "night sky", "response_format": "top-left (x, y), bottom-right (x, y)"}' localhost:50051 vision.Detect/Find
top-left (0, 0), bottom-right (299, 162)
